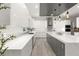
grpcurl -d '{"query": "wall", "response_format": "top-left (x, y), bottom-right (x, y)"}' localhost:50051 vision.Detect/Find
top-left (2, 3), bottom-right (47, 37)
top-left (33, 17), bottom-right (47, 32)
top-left (0, 3), bottom-right (10, 25)
top-left (26, 3), bottom-right (40, 17)
top-left (53, 20), bottom-right (66, 32)
top-left (3, 3), bottom-right (33, 36)
top-left (10, 3), bottom-right (31, 27)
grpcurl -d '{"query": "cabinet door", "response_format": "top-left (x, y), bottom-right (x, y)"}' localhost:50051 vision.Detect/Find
top-left (47, 34), bottom-right (52, 47)
top-left (32, 36), bottom-right (36, 49)
top-left (59, 42), bottom-right (65, 56)
top-left (52, 36), bottom-right (60, 56)
top-left (52, 36), bottom-right (65, 56)
top-left (53, 37), bottom-right (65, 56)
top-left (47, 34), bottom-right (65, 56)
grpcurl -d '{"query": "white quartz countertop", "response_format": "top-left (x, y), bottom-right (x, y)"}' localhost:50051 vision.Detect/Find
top-left (5, 34), bottom-right (35, 50)
top-left (47, 31), bottom-right (79, 43)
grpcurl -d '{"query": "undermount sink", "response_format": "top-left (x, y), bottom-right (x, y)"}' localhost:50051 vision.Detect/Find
top-left (56, 32), bottom-right (63, 35)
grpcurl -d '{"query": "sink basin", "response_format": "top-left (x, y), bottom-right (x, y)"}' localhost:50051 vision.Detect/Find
top-left (56, 32), bottom-right (63, 35)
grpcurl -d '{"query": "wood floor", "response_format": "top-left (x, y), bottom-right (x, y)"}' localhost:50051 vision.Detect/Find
top-left (31, 38), bottom-right (56, 56)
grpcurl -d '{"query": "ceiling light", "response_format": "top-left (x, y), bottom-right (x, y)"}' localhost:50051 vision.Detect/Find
top-left (58, 16), bottom-right (61, 20)
top-left (66, 11), bottom-right (69, 14)
top-left (66, 11), bottom-right (69, 19)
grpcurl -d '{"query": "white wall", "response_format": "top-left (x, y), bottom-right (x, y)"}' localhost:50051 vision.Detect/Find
top-left (26, 3), bottom-right (40, 17)
top-left (0, 4), bottom-right (10, 25)
top-left (10, 3), bottom-right (31, 27)
top-left (33, 17), bottom-right (47, 32)
top-left (53, 20), bottom-right (70, 32)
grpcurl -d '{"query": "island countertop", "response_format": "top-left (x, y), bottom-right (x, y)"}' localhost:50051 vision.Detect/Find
top-left (47, 31), bottom-right (79, 56)
top-left (47, 31), bottom-right (79, 43)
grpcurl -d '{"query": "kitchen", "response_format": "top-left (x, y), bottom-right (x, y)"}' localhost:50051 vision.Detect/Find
top-left (0, 3), bottom-right (79, 56)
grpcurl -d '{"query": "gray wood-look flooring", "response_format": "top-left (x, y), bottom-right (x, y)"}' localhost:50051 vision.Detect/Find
top-left (32, 38), bottom-right (56, 56)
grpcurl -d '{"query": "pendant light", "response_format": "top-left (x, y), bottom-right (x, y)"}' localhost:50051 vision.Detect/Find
top-left (54, 8), bottom-right (56, 20)
top-left (65, 11), bottom-right (71, 25)
top-left (66, 11), bottom-right (69, 19)
top-left (58, 3), bottom-right (61, 20)
top-left (58, 16), bottom-right (61, 20)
